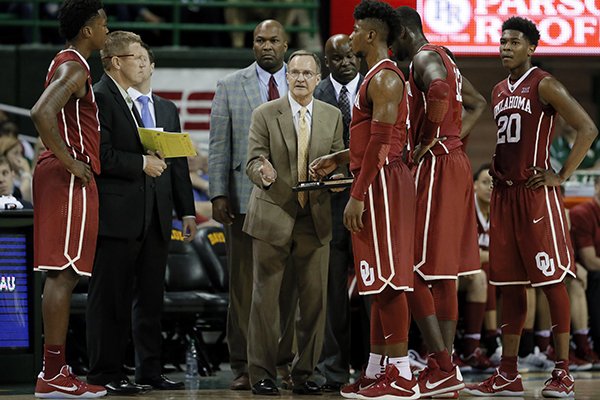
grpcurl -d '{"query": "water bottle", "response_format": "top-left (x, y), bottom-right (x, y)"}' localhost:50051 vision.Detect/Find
top-left (185, 340), bottom-right (199, 378)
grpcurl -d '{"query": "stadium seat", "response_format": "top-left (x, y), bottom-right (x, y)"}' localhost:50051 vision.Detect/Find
top-left (162, 236), bottom-right (228, 375)
top-left (191, 226), bottom-right (228, 292)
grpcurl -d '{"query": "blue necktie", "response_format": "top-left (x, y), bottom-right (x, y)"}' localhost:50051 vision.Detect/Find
top-left (138, 95), bottom-right (154, 128)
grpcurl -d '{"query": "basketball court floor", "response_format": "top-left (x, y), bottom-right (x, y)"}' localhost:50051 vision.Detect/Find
top-left (1, 368), bottom-right (599, 399)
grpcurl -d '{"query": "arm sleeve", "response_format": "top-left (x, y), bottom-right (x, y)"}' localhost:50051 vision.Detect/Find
top-left (421, 78), bottom-right (450, 143)
top-left (350, 120), bottom-right (392, 201)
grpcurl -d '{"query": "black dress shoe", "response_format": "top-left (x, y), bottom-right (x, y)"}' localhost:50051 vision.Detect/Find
top-left (292, 381), bottom-right (322, 395)
top-left (136, 375), bottom-right (184, 390)
top-left (105, 379), bottom-right (142, 395)
top-left (320, 382), bottom-right (343, 392)
top-left (252, 379), bottom-right (280, 395)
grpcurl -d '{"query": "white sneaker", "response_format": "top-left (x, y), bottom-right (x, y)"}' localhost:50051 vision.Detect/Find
top-left (489, 346), bottom-right (502, 367)
top-left (518, 347), bottom-right (554, 372)
top-left (408, 349), bottom-right (428, 373)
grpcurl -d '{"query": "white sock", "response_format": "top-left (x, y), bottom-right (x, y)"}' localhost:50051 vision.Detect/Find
top-left (366, 353), bottom-right (386, 379)
top-left (388, 356), bottom-right (412, 380)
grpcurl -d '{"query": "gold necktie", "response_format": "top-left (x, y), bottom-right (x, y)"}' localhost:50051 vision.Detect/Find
top-left (297, 107), bottom-right (309, 208)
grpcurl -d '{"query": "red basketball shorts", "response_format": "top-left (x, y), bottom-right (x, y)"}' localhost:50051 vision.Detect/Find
top-left (489, 183), bottom-right (575, 287)
top-left (413, 149), bottom-right (480, 280)
top-left (33, 156), bottom-right (99, 276)
top-left (352, 160), bottom-right (415, 295)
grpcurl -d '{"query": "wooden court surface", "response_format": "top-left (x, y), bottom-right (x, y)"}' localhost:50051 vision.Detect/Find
top-left (1, 370), bottom-right (598, 399)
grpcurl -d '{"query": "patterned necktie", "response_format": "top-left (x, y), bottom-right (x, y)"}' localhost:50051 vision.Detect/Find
top-left (338, 85), bottom-right (351, 147)
top-left (297, 107), bottom-right (309, 208)
top-left (137, 95), bottom-right (154, 128)
top-left (268, 75), bottom-right (280, 101)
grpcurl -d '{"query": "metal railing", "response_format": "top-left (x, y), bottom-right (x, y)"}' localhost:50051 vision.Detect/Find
top-left (0, 0), bottom-right (320, 46)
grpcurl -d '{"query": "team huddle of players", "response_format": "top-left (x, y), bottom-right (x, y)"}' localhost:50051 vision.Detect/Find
top-left (309, 1), bottom-right (598, 399)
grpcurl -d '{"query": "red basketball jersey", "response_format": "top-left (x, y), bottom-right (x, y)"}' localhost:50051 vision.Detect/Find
top-left (407, 44), bottom-right (463, 155)
top-left (349, 59), bottom-right (408, 172)
top-left (348, 59), bottom-right (415, 294)
top-left (38, 49), bottom-right (101, 174)
top-left (490, 67), bottom-right (555, 183)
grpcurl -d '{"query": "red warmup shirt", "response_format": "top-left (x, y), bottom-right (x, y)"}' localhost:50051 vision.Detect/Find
top-left (570, 199), bottom-right (600, 257)
top-left (38, 49), bottom-right (101, 174)
top-left (490, 67), bottom-right (556, 183)
top-left (407, 44), bottom-right (463, 155)
top-left (349, 59), bottom-right (409, 200)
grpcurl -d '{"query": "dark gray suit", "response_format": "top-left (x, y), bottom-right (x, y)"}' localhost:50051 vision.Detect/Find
top-left (314, 75), bottom-right (363, 385)
top-left (87, 73), bottom-right (195, 384)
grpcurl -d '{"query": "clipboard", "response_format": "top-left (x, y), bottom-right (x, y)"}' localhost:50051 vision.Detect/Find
top-left (138, 128), bottom-right (197, 158)
top-left (292, 177), bottom-right (354, 192)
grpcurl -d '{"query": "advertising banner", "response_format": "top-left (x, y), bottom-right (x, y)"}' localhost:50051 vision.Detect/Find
top-left (417, 0), bottom-right (600, 55)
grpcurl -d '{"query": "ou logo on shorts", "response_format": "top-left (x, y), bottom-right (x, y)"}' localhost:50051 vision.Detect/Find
top-left (535, 252), bottom-right (556, 277)
top-left (360, 260), bottom-right (375, 286)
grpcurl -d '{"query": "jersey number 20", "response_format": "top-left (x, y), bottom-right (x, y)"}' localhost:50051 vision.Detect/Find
top-left (497, 113), bottom-right (521, 144)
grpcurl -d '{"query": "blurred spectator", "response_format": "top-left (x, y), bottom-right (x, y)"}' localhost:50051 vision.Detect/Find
top-left (224, 0), bottom-right (320, 51)
top-left (188, 149), bottom-right (219, 226)
top-left (0, 136), bottom-right (32, 203)
top-left (109, 5), bottom-right (166, 46)
top-left (0, 2), bottom-right (33, 43)
top-left (0, 155), bottom-right (32, 209)
top-left (181, 0), bottom-right (228, 47)
top-left (0, 120), bottom-right (35, 161)
top-left (551, 116), bottom-right (600, 171)
top-left (570, 177), bottom-right (600, 355)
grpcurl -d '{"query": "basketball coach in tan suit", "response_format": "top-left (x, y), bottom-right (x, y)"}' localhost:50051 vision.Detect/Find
top-left (244, 50), bottom-right (344, 396)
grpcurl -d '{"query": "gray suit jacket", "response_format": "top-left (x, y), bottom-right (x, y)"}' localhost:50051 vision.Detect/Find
top-left (243, 96), bottom-right (344, 247)
top-left (209, 62), bottom-right (265, 214)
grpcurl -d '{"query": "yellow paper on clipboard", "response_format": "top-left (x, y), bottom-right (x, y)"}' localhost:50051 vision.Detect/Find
top-left (138, 128), bottom-right (197, 158)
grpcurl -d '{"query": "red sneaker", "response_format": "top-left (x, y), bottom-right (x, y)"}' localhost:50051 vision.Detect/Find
top-left (569, 349), bottom-right (592, 371)
top-left (452, 352), bottom-right (471, 373)
top-left (462, 368), bottom-right (524, 396)
top-left (35, 365), bottom-right (107, 398)
top-left (460, 348), bottom-right (493, 371)
top-left (417, 358), bottom-right (464, 398)
top-left (356, 365), bottom-right (419, 400)
top-left (341, 370), bottom-right (380, 399)
top-left (541, 369), bottom-right (574, 398)
top-left (420, 390), bottom-right (459, 398)
top-left (578, 349), bottom-right (600, 370)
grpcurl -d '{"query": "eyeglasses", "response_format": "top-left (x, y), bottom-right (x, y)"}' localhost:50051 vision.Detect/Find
top-left (288, 70), bottom-right (317, 80)
top-left (102, 54), bottom-right (149, 63)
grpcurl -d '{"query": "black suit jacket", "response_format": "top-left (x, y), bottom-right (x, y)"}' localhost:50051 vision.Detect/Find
top-left (314, 74), bottom-right (364, 148)
top-left (93, 73), bottom-right (194, 240)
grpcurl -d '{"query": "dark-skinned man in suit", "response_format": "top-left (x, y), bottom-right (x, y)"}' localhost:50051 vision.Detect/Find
top-left (313, 33), bottom-right (364, 392)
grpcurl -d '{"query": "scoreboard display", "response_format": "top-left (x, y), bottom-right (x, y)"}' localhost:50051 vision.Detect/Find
top-left (0, 232), bottom-right (31, 351)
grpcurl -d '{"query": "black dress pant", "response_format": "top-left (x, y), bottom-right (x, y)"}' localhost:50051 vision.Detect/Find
top-left (86, 209), bottom-right (168, 384)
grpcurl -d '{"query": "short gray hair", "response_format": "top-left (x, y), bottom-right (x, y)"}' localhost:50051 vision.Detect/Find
top-left (287, 50), bottom-right (321, 73)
